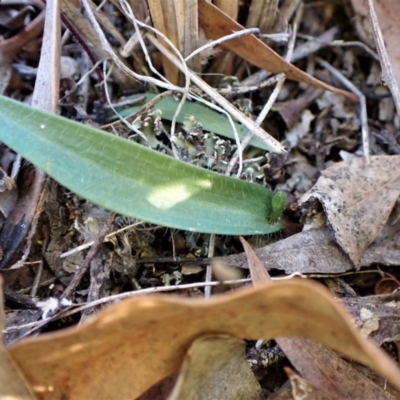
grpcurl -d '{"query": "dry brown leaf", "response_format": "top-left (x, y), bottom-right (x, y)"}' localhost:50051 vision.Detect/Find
top-left (0, 279), bottom-right (36, 399)
top-left (284, 367), bottom-right (334, 400)
top-left (239, 236), bottom-right (271, 283)
top-left (343, 292), bottom-right (400, 347)
top-left (198, 0), bottom-right (358, 103)
top-left (299, 155), bottom-right (400, 269)
top-left (240, 236), bottom-right (400, 399)
top-left (0, 347), bottom-right (37, 400)
top-left (137, 372), bottom-right (179, 400)
top-left (7, 279), bottom-right (400, 399)
top-left (224, 228), bottom-right (353, 275)
top-left (361, 214), bottom-right (400, 267)
top-left (275, 88), bottom-right (323, 130)
top-left (146, 0), bottom-right (180, 84)
top-left (221, 223), bottom-right (400, 275)
top-left (278, 337), bottom-right (399, 399)
top-left (169, 335), bottom-right (264, 400)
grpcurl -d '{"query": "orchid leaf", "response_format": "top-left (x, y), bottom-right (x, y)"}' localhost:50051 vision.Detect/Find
top-left (111, 93), bottom-right (272, 151)
top-left (0, 96), bottom-right (282, 235)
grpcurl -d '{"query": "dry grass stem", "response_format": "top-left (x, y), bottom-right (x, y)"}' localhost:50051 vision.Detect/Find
top-left (80, 0), bottom-right (181, 91)
top-left (364, 0), bottom-right (400, 120)
top-left (214, 0), bottom-right (238, 20)
top-left (226, 5), bottom-right (301, 175)
top-left (184, 27), bottom-right (260, 63)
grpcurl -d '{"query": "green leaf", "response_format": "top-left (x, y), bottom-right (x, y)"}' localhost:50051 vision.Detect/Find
top-left (269, 191), bottom-right (287, 223)
top-left (112, 94), bottom-right (272, 151)
top-left (0, 95), bottom-right (281, 235)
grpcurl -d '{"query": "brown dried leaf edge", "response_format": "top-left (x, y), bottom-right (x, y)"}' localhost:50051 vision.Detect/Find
top-left (8, 280), bottom-right (400, 399)
top-left (198, 0), bottom-right (358, 103)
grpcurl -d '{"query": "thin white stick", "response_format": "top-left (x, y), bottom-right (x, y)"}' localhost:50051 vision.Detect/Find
top-left (204, 233), bottom-right (216, 298)
top-left (102, 61), bottom-right (147, 140)
top-left (3, 273), bottom-right (308, 333)
top-left (316, 58), bottom-right (370, 164)
top-left (185, 28), bottom-right (260, 62)
top-left (225, 17), bottom-right (300, 176)
top-left (60, 221), bottom-right (144, 258)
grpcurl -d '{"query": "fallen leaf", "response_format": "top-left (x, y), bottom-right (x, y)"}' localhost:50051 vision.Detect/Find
top-left (342, 291), bottom-right (400, 346)
top-left (279, 337), bottom-right (399, 399)
top-left (299, 155), bottom-right (400, 269)
top-left (169, 335), bottom-right (264, 400)
top-left (284, 367), bottom-right (334, 400)
top-left (0, 279), bottom-right (37, 399)
top-left (223, 228), bottom-right (354, 275)
top-left (137, 372), bottom-right (179, 400)
top-left (198, 0), bottom-right (358, 102)
top-left (240, 236), bottom-right (400, 399)
top-left (375, 277), bottom-right (400, 294)
top-left (7, 279), bottom-right (400, 399)
top-left (285, 109), bottom-right (315, 149)
top-left (275, 88), bottom-right (323, 130)
top-left (360, 213), bottom-right (400, 267)
top-left (0, 347), bottom-right (37, 400)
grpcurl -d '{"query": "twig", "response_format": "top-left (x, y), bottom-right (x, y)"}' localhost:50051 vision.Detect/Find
top-left (0, 8), bottom-right (45, 62)
top-left (225, 5), bottom-right (301, 175)
top-left (204, 234), bottom-right (216, 298)
top-left (60, 13), bottom-right (106, 103)
top-left (218, 73), bottom-right (283, 95)
top-left (241, 26), bottom-right (338, 88)
top-left (61, 220), bottom-right (144, 258)
top-left (295, 33), bottom-right (379, 61)
top-left (184, 27), bottom-right (260, 62)
top-left (316, 58), bottom-right (370, 164)
top-left (102, 60), bottom-right (147, 140)
top-left (4, 288), bottom-right (37, 310)
top-left (3, 273), bottom-right (309, 334)
top-left (225, 72), bottom-right (286, 175)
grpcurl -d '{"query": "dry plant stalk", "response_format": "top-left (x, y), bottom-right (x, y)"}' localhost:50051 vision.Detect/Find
top-left (146, 0), bottom-right (206, 81)
top-left (364, 0), bottom-right (400, 120)
top-left (214, 0), bottom-right (238, 19)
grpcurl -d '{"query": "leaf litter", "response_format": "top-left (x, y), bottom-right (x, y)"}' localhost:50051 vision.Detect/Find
top-left (1, 0), bottom-right (400, 399)
top-left (300, 155), bottom-right (400, 269)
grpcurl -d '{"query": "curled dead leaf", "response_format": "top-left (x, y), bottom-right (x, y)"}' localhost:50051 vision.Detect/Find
top-left (300, 155), bottom-right (400, 269)
top-left (7, 279), bottom-right (400, 399)
top-left (240, 236), bottom-right (400, 398)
